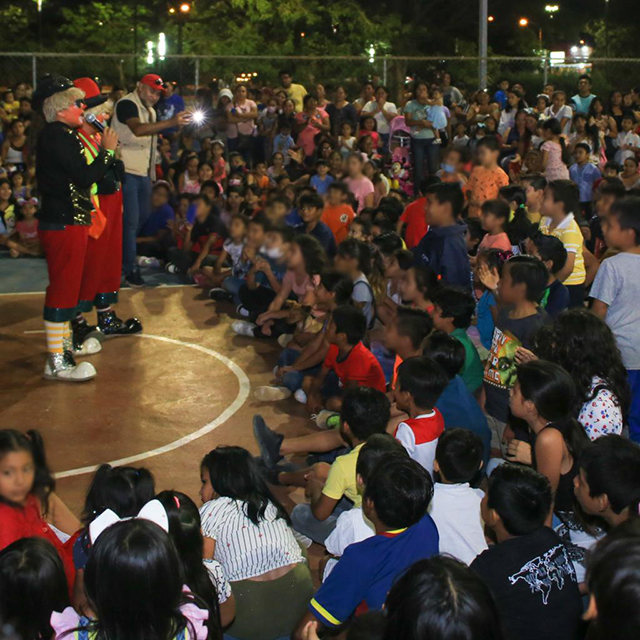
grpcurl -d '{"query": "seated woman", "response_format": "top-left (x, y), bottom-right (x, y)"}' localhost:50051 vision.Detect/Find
top-left (199, 446), bottom-right (314, 640)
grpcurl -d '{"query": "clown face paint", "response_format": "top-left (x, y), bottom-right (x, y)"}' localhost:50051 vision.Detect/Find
top-left (57, 102), bottom-right (84, 128)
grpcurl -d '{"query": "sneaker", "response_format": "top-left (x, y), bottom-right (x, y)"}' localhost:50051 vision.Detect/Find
top-left (165, 262), bottom-right (179, 274)
top-left (294, 389), bottom-right (308, 404)
top-left (316, 410), bottom-right (340, 430)
top-left (209, 288), bottom-right (234, 302)
top-left (124, 270), bottom-right (146, 288)
top-left (137, 256), bottom-right (160, 269)
top-left (192, 273), bottom-right (208, 287)
top-left (236, 304), bottom-right (250, 318)
top-left (231, 321), bottom-right (257, 337)
top-left (253, 386), bottom-right (292, 402)
top-left (432, 137), bottom-right (442, 145)
top-left (277, 334), bottom-right (294, 349)
top-left (292, 529), bottom-right (313, 549)
top-left (252, 415), bottom-right (284, 468)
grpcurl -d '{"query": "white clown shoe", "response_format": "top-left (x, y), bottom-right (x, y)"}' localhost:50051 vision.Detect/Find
top-left (43, 352), bottom-right (97, 382)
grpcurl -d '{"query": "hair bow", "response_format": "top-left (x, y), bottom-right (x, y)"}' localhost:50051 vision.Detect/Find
top-left (89, 499), bottom-right (169, 544)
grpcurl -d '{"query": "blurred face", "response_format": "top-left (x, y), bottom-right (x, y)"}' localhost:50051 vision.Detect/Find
top-left (305, 97), bottom-right (318, 112)
top-left (187, 156), bottom-right (198, 174)
top-left (507, 92), bottom-right (519, 108)
top-left (524, 183), bottom-right (542, 209)
top-left (335, 87), bottom-right (346, 102)
top-left (0, 451), bottom-right (34, 505)
top-left (19, 100), bottom-right (31, 115)
top-left (497, 263), bottom-right (520, 304)
top-left (255, 162), bottom-right (266, 175)
top-left (348, 222), bottom-right (365, 240)
top-left (553, 92), bottom-right (565, 107)
top-left (415, 84), bottom-right (428, 101)
top-left (273, 153), bottom-right (284, 166)
top-left (376, 87), bottom-right (388, 102)
top-left (230, 155), bottom-right (244, 168)
top-left (287, 241), bottom-right (304, 269)
top-left (382, 317), bottom-right (401, 351)
top-left (139, 83), bottom-right (162, 106)
top-left (316, 84), bottom-right (325, 99)
top-left (363, 84), bottom-right (374, 99)
top-left (334, 253), bottom-right (356, 275)
top-left (500, 80), bottom-right (509, 91)
top-left (578, 78), bottom-right (591, 95)
top-left (199, 164), bottom-right (213, 182)
top-left (235, 85), bottom-right (248, 101)
top-left (14, 84), bottom-right (26, 99)
top-left (623, 158), bottom-right (638, 174)
top-left (245, 190), bottom-right (259, 205)
top-left (393, 381), bottom-right (410, 413)
top-left (21, 203), bottom-right (36, 219)
top-left (623, 93), bottom-right (634, 107)
top-left (152, 186), bottom-right (170, 208)
top-left (199, 466), bottom-right (215, 503)
top-left (543, 84), bottom-right (554, 98)
top-left (363, 118), bottom-right (374, 131)
top-left (574, 147), bottom-right (589, 164)
top-left (195, 200), bottom-right (211, 222)
top-left (593, 100), bottom-right (603, 115)
top-left (602, 213), bottom-right (633, 250)
top-left (4, 91), bottom-right (14, 103)
top-left (508, 380), bottom-right (530, 420)
top-left (347, 155), bottom-right (363, 177)
top-left (280, 73), bottom-right (292, 88)
top-left (573, 468), bottom-right (602, 516)
top-left (536, 97), bottom-right (547, 112)
top-left (431, 304), bottom-right (451, 332)
top-left (542, 187), bottom-right (562, 218)
top-left (478, 145), bottom-right (497, 167)
top-left (282, 100), bottom-right (294, 114)
top-left (481, 211), bottom-right (501, 233)
top-left (0, 182), bottom-right (12, 201)
top-left (247, 221), bottom-right (266, 247)
top-left (611, 91), bottom-right (622, 106)
top-left (227, 192), bottom-right (243, 209)
top-left (400, 268), bottom-right (419, 301)
top-left (230, 217), bottom-right (246, 240)
top-left (622, 118), bottom-right (634, 132)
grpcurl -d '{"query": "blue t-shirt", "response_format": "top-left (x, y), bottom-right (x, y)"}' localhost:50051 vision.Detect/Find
top-left (436, 375), bottom-right (491, 468)
top-left (477, 290), bottom-right (497, 350)
top-left (403, 100), bottom-right (435, 140)
top-left (139, 203), bottom-right (174, 237)
top-left (157, 93), bottom-right (186, 134)
top-left (311, 173), bottom-right (335, 196)
top-left (493, 89), bottom-right (508, 109)
top-left (309, 514), bottom-right (439, 627)
top-left (569, 162), bottom-right (601, 203)
top-left (307, 221), bottom-right (336, 257)
top-left (571, 93), bottom-right (596, 115)
top-left (285, 208), bottom-right (303, 227)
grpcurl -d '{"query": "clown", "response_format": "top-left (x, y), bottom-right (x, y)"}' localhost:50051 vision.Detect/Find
top-left (32, 75), bottom-right (118, 382)
top-left (71, 77), bottom-right (142, 345)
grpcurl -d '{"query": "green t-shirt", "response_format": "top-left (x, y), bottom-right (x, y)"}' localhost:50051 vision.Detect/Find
top-left (452, 328), bottom-right (483, 394)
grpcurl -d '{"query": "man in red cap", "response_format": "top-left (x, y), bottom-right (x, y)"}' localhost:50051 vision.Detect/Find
top-left (71, 77), bottom-right (142, 345)
top-left (112, 74), bottom-right (189, 287)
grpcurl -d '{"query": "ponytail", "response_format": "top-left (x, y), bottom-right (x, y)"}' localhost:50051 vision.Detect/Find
top-left (506, 203), bottom-right (534, 249)
top-left (368, 243), bottom-right (388, 303)
top-left (559, 136), bottom-right (572, 167)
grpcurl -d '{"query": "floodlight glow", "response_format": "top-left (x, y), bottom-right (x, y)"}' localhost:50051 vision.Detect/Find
top-left (158, 32), bottom-right (166, 60)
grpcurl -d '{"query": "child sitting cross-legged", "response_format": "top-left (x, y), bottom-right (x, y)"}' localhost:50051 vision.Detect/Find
top-left (254, 387), bottom-right (391, 545)
top-left (471, 464), bottom-right (583, 640)
top-left (392, 356), bottom-right (448, 477)
top-left (428, 428), bottom-right (488, 565)
top-left (293, 454), bottom-right (439, 639)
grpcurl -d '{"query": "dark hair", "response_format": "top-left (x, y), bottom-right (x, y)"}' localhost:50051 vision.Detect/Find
top-left (293, 233), bottom-right (326, 276)
top-left (598, 177), bottom-right (626, 199)
top-left (609, 196), bottom-right (640, 245)
top-left (0, 430), bottom-right (54, 513)
top-left (319, 270), bottom-right (354, 305)
top-left (394, 306), bottom-right (434, 350)
top-left (476, 135), bottom-right (500, 152)
top-left (332, 304), bottom-right (367, 345)
top-left (397, 356), bottom-right (449, 409)
top-left (433, 286), bottom-right (475, 329)
top-left (529, 232), bottom-right (567, 274)
top-left (574, 142), bottom-right (591, 155)
top-left (534, 308), bottom-right (631, 419)
top-left (579, 74), bottom-right (591, 83)
top-left (587, 527), bottom-right (640, 638)
top-left (546, 179), bottom-right (580, 216)
top-left (155, 491), bottom-right (221, 628)
top-left (498, 187), bottom-right (532, 246)
top-left (201, 446), bottom-right (290, 526)
top-left (579, 435), bottom-right (640, 514)
top-left (328, 181), bottom-right (349, 195)
top-left (82, 464), bottom-right (156, 525)
top-left (351, 217), bottom-right (372, 236)
top-left (504, 90), bottom-right (524, 113)
top-left (356, 434), bottom-right (407, 484)
top-left (393, 248), bottom-right (416, 271)
top-left (603, 161), bottom-right (621, 174)
top-left (430, 182), bottom-right (464, 217)
top-left (84, 520), bottom-right (197, 640)
top-left (520, 173), bottom-right (547, 191)
top-left (364, 456), bottom-right (433, 529)
top-left (487, 464), bottom-right (552, 536)
top-left (384, 557), bottom-right (505, 640)
top-left (0, 538), bottom-right (69, 640)
top-left (248, 211), bottom-right (269, 231)
top-left (372, 231), bottom-right (403, 257)
top-left (341, 386), bottom-right (391, 441)
top-left (299, 193), bottom-right (324, 211)
top-left (517, 360), bottom-right (589, 462)
top-left (505, 255), bottom-right (549, 303)
top-left (348, 611), bottom-right (386, 640)
top-left (476, 247), bottom-right (511, 273)
top-left (337, 238), bottom-right (371, 275)
top-left (408, 265), bottom-right (439, 301)
top-left (436, 429), bottom-right (484, 484)
top-left (422, 330), bottom-right (465, 380)
top-left (542, 119), bottom-right (572, 165)
top-left (195, 193), bottom-right (213, 211)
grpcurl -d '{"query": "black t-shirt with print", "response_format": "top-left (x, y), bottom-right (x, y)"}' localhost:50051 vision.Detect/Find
top-left (471, 527), bottom-right (583, 640)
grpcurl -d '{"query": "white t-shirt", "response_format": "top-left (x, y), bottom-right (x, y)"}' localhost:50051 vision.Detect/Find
top-left (361, 100), bottom-right (398, 135)
top-left (578, 376), bottom-right (623, 440)
top-left (394, 411), bottom-right (444, 478)
top-left (428, 482), bottom-right (488, 565)
top-left (323, 507), bottom-right (375, 581)
top-left (544, 104), bottom-right (573, 135)
top-left (614, 131), bottom-right (640, 164)
top-left (204, 559), bottom-right (232, 603)
top-left (200, 497), bottom-right (304, 581)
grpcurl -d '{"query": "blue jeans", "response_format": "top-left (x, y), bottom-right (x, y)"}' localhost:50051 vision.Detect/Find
top-left (222, 275), bottom-right (246, 304)
top-left (291, 498), bottom-right (353, 544)
top-left (628, 369), bottom-right (640, 442)
top-left (122, 173), bottom-right (152, 276)
top-left (410, 136), bottom-right (439, 193)
top-left (277, 347), bottom-right (322, 393)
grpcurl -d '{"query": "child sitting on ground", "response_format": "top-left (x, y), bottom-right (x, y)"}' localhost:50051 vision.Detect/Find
top-left (429, 428), bottom-right (488, 564)
top-left (310, 160), bottom-right (335, 197)
top-left (348, 217), bottom-right (373, 243)
top-left (526, 232), bottom-right (569, 318)
top-left (432, 286), bottom-right (484, 394)
top-left (298, 193), bottom-right (336, 257)
top-left (471, 464), bottom-right (583, 640)
top-left (392, 356), bottom-right (448, 476)
top-left (7, 197), bottom-right (41, 257)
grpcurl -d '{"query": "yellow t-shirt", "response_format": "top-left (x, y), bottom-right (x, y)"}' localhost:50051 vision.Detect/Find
top-left (285, 84), bottom-right (308, 112)
top-left (539, 213), bottom-right (586, 285)
top-left (527, 208), bottom-right (542, 225)
top-left (322, 443), bottom-right (363, 507)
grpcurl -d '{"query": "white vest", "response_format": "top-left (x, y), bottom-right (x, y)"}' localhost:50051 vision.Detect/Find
top-left (112, 90), bottom-right (158, 179)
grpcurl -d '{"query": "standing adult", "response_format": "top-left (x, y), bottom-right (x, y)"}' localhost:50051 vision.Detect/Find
top-left (441, 72), bottom-right (463, 107)
top-left (225, 84), bottom-right (258, 167)
top-left (278, 70), bottom-right (307, 112)
top-left (353, 81), bottom-right (375, 115)
top-left (325, 86), bottom-right (358, 138)
top-left (294, 95), bottom-right (330, 159)
top-left (571, 75), bottom-right (597, 115)
top-left (315, 83), bottom-right (329, 109)
top-left (155, 81), bottom-right (185, 158)
top-left (362, 85), bottom-right (398, 149)
top-left (32, 75), bottom-right (118, 382)
top-left (404, 81), bottom-right (438, 191)
top-left (112, 73), bottom-right (188, 288)
top-left (498, 89), bottom-right (525, 136)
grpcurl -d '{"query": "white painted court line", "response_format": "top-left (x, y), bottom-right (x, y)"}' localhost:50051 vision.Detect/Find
top-left (55, 333), bottom-right (251, 479)
top-left (0, 283), bottom-right (193, 297)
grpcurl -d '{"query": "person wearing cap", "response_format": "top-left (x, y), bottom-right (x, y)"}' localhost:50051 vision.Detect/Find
top-left (71, 77), bottom-right (142, 347)
top-left (212, 88), bottom-right (233, 145)
top-left (112, 73), bottom-right (189, 288)
top-left (32, 74), bottom-right (118, 382)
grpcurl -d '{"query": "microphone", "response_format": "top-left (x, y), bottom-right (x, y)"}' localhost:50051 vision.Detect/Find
top-left (85, 112), bottom-right (105, 133)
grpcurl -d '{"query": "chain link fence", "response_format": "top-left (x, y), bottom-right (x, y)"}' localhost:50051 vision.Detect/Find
top-left (1, 53), bottom-right (639, 101)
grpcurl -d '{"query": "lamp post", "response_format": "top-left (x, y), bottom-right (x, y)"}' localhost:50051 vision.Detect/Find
top-left (36, 0), bottom-right (43, 50)
top-left (518, 17), bottom-right (543, 51)
top-left (478, 0), bottom-right (488, 90)
top-left (178, 2), bottom-right (190, 55)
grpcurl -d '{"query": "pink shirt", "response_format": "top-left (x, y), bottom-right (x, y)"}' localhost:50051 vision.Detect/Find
top-left (478, 232), bottom-right (511, 252)
top-left (226, 100), bottom-right (257, 138)
top-left (282, 269), bottom-right (313, 298)
top-left (295, 109), bottom-right (326, 157)
top-left (345, 176), bottom-right (375, 213)
top-left (542, 140), bottom-right (570, 181)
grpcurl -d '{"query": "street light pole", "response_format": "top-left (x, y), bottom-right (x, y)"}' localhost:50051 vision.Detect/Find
top-left (37, 0), bottom-right (43, 51)
top-left (478, 0), bottom-right (488, 90)
top-left (605, 0), bottom-right (610, 58)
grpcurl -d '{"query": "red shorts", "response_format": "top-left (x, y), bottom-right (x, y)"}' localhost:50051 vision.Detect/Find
top-left (39, 224), bottom-right (90, 322)
top-left (78, 190), bottom-right (123, 310)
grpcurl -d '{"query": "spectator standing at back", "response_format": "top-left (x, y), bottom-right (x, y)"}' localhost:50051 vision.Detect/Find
top-left (155, 81), bottom-right (184, 157)
top-left (571, 75), bottom-right (596, 115)
top-left (112, 74), bottom-right (188, 287)
top-left (279, 70), bottom-right (307, 112)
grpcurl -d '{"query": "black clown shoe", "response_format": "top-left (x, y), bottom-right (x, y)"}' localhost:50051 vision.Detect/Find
top-left (97, 310), bottom-right (143, 337)
top-left (71, 315), bottom-right (104, 347)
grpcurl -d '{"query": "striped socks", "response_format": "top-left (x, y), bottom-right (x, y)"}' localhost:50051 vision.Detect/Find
top-left (44, 321), bottom-right (66, 355)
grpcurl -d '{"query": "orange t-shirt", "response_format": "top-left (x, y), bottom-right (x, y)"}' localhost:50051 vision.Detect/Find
top-left (323, 342), bottom-right (387, 393)
top-left (322, 203), bottom-right (356, 244)
top-left (464, 166), bottom-right (509, 218)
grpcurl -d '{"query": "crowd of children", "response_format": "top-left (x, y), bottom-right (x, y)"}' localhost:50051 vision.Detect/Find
top-left (2, 73), bottom-right (640, 640)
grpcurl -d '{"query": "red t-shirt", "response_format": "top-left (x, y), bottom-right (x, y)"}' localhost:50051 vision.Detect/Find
top-left (400, 197), bottom-right (429, 249)
top-left (323, 342), bottom-right (386, 393)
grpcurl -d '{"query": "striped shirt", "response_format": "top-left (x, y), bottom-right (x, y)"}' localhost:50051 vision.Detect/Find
top-left (539, 213), bottom-right (585, 286)
top-left (200, 497), bottom-right (304, 582)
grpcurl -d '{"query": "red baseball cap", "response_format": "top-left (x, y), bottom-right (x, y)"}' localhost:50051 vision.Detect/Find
top-left (140, 74), bottom-right (168, 95)
top-left (73, 77), bottom-right (108, 108)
